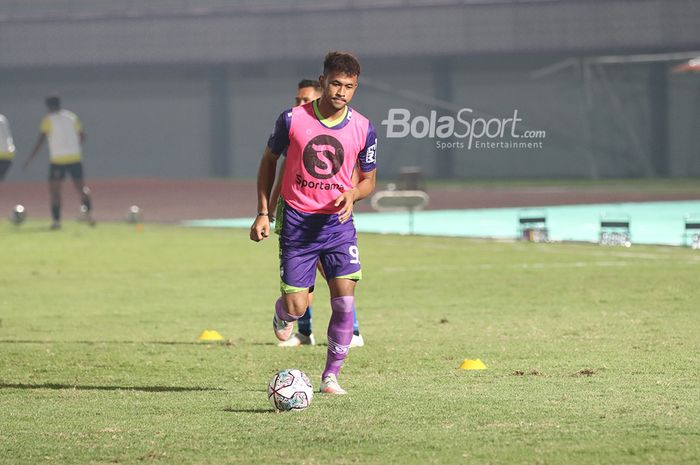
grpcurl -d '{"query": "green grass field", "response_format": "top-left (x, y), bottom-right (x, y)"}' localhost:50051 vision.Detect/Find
top-left (1, 221), bottom-right (699, 464)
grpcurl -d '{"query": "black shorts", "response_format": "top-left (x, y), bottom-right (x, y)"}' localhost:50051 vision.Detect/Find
top-left (0, 159), bottom-right (11, 180)
top-left (49, 162), bottom-right (84, 181)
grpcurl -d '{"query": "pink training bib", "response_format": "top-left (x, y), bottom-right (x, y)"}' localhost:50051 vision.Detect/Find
top-left (281, 103), bottom-right (370, 214)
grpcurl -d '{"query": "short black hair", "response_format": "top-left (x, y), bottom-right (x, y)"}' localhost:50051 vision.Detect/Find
top-left (45, 95), bottom-right (61, 110)
top-left (298, 79), bottom-right (321, 90)
top-left (323, 51), bottom-right (361, 77)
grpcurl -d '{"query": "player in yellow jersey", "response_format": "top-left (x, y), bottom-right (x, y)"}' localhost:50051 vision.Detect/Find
top-left (23, 95), bottom-right (95, 230)
top-left (0, 113), bottom-right (16, 181)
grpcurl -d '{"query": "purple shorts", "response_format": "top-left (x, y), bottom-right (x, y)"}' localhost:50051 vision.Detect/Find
top-left (277, 202), bottom-right (361, 292)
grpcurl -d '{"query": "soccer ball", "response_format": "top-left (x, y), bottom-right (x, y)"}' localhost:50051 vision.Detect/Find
top-left (267, 369), bottom-right (313, 412)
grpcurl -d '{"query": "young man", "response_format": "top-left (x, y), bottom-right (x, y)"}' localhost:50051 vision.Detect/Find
top-left (0, 113), bottom-right (16, 181)
top-left (251, 52), bottom-right (377, 394)
top-left (23, 95), bottom-right (95, 229)
top-left (270, 79), bottom-right (365, 349)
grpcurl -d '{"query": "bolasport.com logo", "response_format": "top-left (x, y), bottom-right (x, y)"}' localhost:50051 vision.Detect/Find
top-left (381, 108), bottom-right (546, 150)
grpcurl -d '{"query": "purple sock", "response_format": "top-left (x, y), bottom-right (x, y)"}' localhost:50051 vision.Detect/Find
top-left (323, 296), bottom-right (355, 379)
top-left (275, 298), bottom-right (300, 322)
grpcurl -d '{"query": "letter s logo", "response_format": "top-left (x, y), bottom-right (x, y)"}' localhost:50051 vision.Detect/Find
top-left (302, 135), bottom-right (344, 180)
top-left (312, 144), bottom-right (336, 176)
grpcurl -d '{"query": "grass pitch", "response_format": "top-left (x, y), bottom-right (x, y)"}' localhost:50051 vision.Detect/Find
top-left (1, 221), bottom-right (699, 464)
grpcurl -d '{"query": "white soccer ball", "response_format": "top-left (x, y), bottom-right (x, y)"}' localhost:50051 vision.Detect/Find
top-left (267, 369), bottom-right (313, 412)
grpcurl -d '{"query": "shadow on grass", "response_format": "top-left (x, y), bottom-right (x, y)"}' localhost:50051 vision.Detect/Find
top-left (0, 340), bottom-right (215, 346)
top-left (223, 406), bottom-right (274, 414)
top-left (4, 225), bottom-right (56, 234)
top-left (0, 382), bottom-right (224, 392)
top-left (249, 342), bottom-right (328, 347)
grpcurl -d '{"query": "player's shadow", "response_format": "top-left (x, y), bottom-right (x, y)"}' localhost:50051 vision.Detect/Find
top-left (223, 406), bottom-right (274, 414)
top-left (0, 382), bottom-right (223, 393)
top-left (0, 340), bottom-right (210, 346)
top-left (250, 342), bottom-right (298, 347)
top-left (4, 225), bottom-right (60, 234)
top-left (249, 342), bottom-right (328, 347)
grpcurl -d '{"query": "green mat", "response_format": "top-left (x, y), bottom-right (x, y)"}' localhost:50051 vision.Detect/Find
top-left (183, 201), bottom-right (700, 247)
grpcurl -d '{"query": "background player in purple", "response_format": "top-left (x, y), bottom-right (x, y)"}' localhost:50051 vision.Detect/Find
top-left (250, 51), bottom-right (377, 394)
top-left (269, 79), bottom-right (365, 349)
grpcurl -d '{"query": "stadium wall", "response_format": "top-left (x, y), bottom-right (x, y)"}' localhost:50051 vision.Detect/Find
top-left (1, 0), bottom-right (698, 65)
top-left (2, 58), bottom-right (698, 181)
top-left (0, 0), bottom-right (698, 180)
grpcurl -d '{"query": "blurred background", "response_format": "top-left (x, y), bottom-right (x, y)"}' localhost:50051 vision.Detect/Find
top-left (1, 0), bottom-right (698, 182)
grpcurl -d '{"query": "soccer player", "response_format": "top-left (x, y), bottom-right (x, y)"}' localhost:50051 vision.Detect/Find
top-left (0, 113), bottom-right (16, 181)
top-left (250, 51), bottom-right (377, 394)
top-left (270, 79), bottom-right (365, 349)
top-left (23, 95), bottom-right (95, 229)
